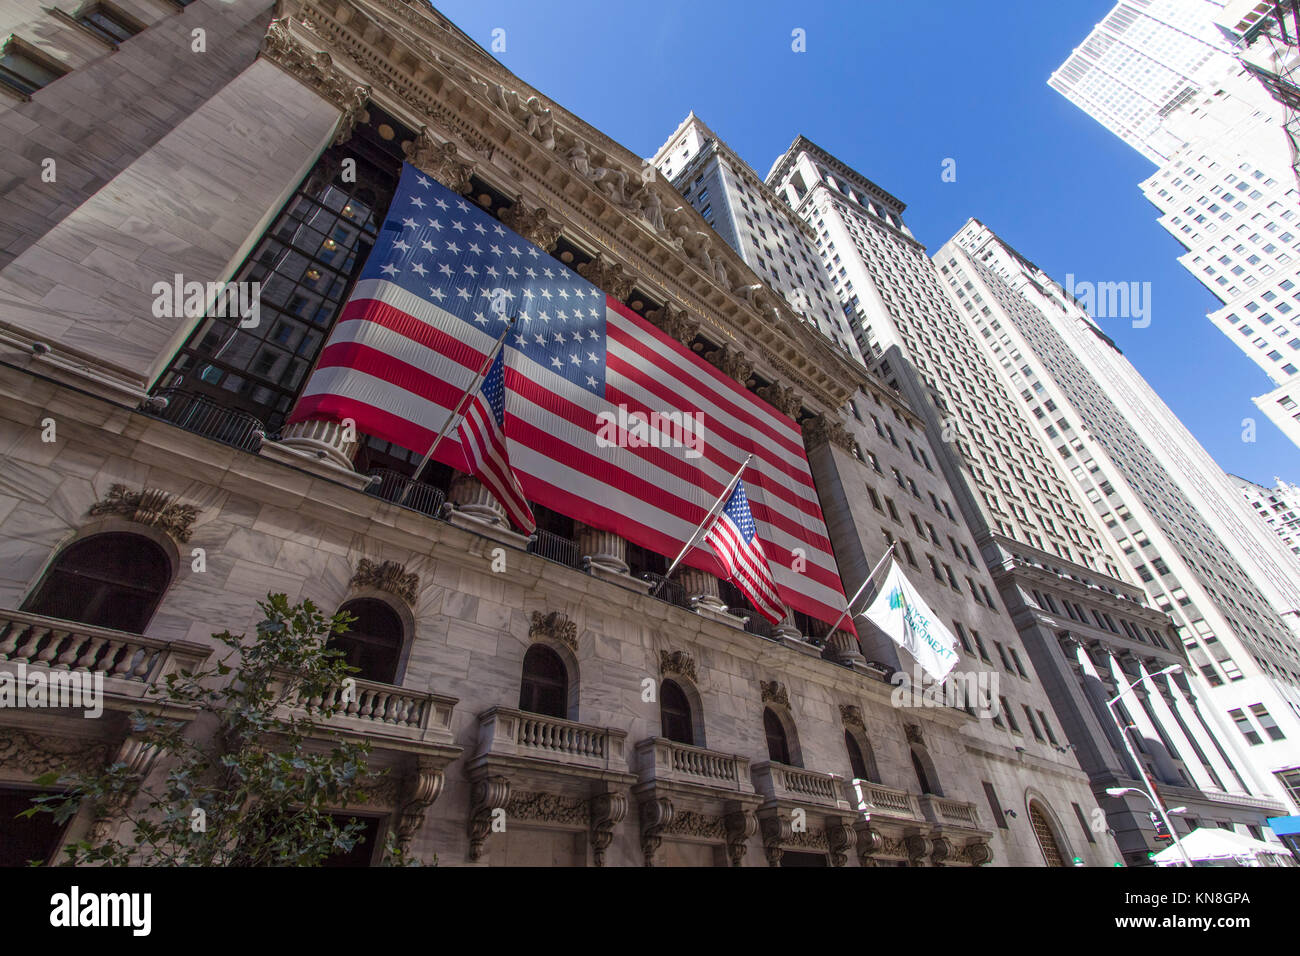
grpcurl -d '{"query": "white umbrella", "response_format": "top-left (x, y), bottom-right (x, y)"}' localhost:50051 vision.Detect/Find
top-left (1151, 826), bottom-right (1296, 866)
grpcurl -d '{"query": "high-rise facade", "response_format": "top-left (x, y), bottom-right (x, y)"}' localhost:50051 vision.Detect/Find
top-left (939, 218), bottom-right (1300, 811)
top-left (1053, 0), bottom-right (1300, 451)
top-left (650, 114), bottom-right (863, 363)
top-left (766, 139), bottom-right (1288, 861)
top-left (1234, 473), bottom-right (1300, 560)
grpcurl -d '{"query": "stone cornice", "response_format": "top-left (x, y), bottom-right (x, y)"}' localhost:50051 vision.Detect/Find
top-left (284, 0), bottom-right (863, 411)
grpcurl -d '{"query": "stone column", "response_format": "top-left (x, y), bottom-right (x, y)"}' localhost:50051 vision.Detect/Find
top-left (448, 473), bottom-right (505, 525)
top-left (1168, 675), bottom-right (1247, 793)
top-left (825, 628), bottom-right (866, 666)
top-left (772, 605), bottom-right (802, 641)
top-left (1071, 639), bottom-right (1134, 772)
top-left (575, 523), bottom-right (630, 574)
top-left (1137, 662), bottom-right (1216, 792)
top-left (680, 568), bottom-right (727, 614)
top-left (1107, 652), bottom-right (1182, 785)
top-left (278, 418), bottom-right (359, 469)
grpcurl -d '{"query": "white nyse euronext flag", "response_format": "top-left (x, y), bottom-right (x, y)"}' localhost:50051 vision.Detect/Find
top-left (860, 560), bottom-right (961, 683)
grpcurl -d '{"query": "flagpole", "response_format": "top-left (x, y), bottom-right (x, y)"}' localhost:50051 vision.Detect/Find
top-left (824, 542), bottom-right (896, 636)
top-left (651, 454), bottom-right (753, 597)
top-left (401, 315), bottom-right (516, 505)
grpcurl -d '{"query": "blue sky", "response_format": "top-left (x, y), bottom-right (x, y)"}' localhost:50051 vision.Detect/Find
top-left (435, 0), bottom-right (1300, 486)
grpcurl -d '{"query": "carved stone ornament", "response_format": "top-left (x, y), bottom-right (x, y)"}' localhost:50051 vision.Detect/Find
top-left (402, 128), bottom-right (474, 194)
top-left (664, 810), bottom-right (726, 840)
top-left (391, 759), bottom-right (446, 856)
top-left (350, 558), bottom-right (419, 605)
top-left (639, 797), bottom-right (673, 867)
top-left (960, 841), bottom-right (993, 866)
top-left (260, 17), bottom-right (371, 114)
top-left (757, 381), bottom-right (804, 419)
top-left (645, 302), bottom-right (699, 347)
top-left (905, 834), bottom-right (931, 861)
top-left (506, 790), bottom-right (590, 825)
top-left (575, 253), bottom-right (635, 303)
top-left (0, 728), bottom-right (111, 777)
top-left (88, 484), bottom-right (199, 542)
top-left (800, 414), bottom-right (857, 454)
top-left (589, 790), bottom-right (628, 867)
top-left (467, 774), bottom-right (510, 861)
top-left (499, 194), bottom-right (561, 251)
top-left (703, 345), bottom-right (753, 385)
top-left (529, 611), bottom-right (577, 652)
top-left (839, 704), bottom-right (865, 730)
top-left (930, 835), bottom-right (955, 865)
top-left (759, 680), bottom-right (789, 709)
top-left (724, 807), bottom-right (756, 867)
top-left (904, 723), bottom-right (925, 746)
top-left (659, 650), bottom-right (697, 684)
top-left (826, 819), bottom-right (858, 867)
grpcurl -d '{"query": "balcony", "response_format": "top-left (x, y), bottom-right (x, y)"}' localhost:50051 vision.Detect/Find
top-left (848, 778), bottom-right (921, 822)
top-left (469, 707), bottom-right (631, 779)
top-left (0, 609), bottom-right (210, 710)
top-left (365, 467), bottom-right (446, 520)
top-left (527, 529), bottom-right (583, 570)
top-left (751, 760), bottom-right (850, 811)
top-left (283, 675), bottom-right (461, 758)
top-left (638, 573), bottom-right (692, 610)
top-left (140, 388), bottom-right (265, 453)
top-left (634, 737), bottom-right (756, 796)
top-left (918, 793), bottom-right (983, 830)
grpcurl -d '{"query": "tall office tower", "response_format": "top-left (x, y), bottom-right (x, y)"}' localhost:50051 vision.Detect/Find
top-left (1233, 473), bottom-right (1300, 560)
top-left (650, 114), bottom-right (863, 363)
top-left (768, 138), bottom-right (1288, 861)
top-left (1053, 1), bottom-right (1300, 450)
top-left (939, 219), bottom-right (1300, 811)
top-left (0, 0), bottom-right (1129, 869)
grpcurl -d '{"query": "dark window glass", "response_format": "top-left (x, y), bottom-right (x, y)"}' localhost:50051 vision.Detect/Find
top-left (154, 143), bottom-right (399, 432)
top-left (22, 533), bottom-right (169, 633)
top-left (911, 748), bottom-right (935, 795)
top-left (0, 43), bottom-right (65, 95)
top-left (77, 6), bottom-right (139, 44)
top-left (845, 730), bottom-right (877, 781)
top-left (519, 644), bottom-right (568, 719)
top-left (328, 599), bottom-right (403, 684)
top-left (659, 680), bottom-right (693, 745)
top-left (763, 707), bottom-right (791, 765)
top-left (319, 814), bottom-right (381, 867)
top-left (0, 787), bottom-right (69, 866)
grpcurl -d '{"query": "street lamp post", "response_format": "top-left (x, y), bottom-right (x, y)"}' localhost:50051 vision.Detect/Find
top-left (1104, 663), bottom-right (1195, 867)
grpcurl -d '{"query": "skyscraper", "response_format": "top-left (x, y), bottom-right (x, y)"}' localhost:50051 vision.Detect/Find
top-left (766, 138), bottom-right (1288, 860)
top-left (1233, 473), bottom-right (1300, 560)
top-left (1052, 0), bottom-right (1300, 451)
top-left (940, 218), bottom-right (1300, 811)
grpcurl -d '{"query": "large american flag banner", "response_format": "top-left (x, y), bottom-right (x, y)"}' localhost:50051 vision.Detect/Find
top-left (704, 480), bottom-right (784, 624)
top-left (289, 162), bottom-right (854, 632)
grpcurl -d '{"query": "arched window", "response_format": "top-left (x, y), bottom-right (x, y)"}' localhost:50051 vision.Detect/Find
top-left (22, 532), bottom-right (170, 633)
top-left (763, 707), bottom-right (792, 765)
top-left (328, 599), bottom-right (404, 685)
top-left (845, 730), bottom-right (880, 783)
top-left (660, 680), bottom-right (694, 745)
top-left (519, 644), bottom-right (568, 719)
top-left (1029, 801), bottom-right (1067, 867)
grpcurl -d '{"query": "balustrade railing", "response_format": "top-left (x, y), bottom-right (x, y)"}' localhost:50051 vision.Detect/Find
top-left (141, 388), bottom-right (265, 452)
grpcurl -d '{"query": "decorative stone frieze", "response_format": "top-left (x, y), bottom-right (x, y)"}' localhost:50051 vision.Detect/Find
top-left (575, 253), bottom-right (634, 303)
top-left (0, 729), bottom-right (110, 777)
top-left (703, 345), bottom-right (753, 385)
top-left (645, 302), bottom-right (699, 346)
top-left (506, 789), bottom-right (589, 825)
top-left (658, 650), bottom-right (697, 685)
top-left (839, 704), bottom-right (865, 729)
top-left (88, 484), bottom-right (199, 542)
top-left (800, 414), bottom-right (858, 455)
top-left (757, 381), bottom-right (804, 419)
top-left (529, 611), bottom-right (577, 652)
top-left (498, 195), bottom-right (561, 251)
top-left (350, 558), bottom-right (419, 605)
top-left (260, 16), bottom-right (370, 113)
top-left (959, 841), bottom-right (993, 866)
top-left (759, 680), bottom-right (789, 709)
top-left (402, 127), bottom-right (474, 193)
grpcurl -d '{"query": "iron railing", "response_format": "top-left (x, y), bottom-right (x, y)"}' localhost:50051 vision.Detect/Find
top-left (140, 388), bottom-right (265, 452)
top-left (527, 529), bottom-right (583, 570)
top-left (640, 573), bottom-right (691, 609)
top-left (365, 468), bottom-right (446, 519)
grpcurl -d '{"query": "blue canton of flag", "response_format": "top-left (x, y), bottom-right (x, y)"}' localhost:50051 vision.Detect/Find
top-left (363, 163), bottom-right (607, 397)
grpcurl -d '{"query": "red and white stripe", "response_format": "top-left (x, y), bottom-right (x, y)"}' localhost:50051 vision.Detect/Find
top-left (458, 387), bottom-right (536, 534)
top-left (704, 515), bottom-right (785, 624)
top-left (292, 278), bottom-right (854, 631)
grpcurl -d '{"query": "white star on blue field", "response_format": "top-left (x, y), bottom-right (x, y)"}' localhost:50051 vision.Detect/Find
top-left (360, 163), bottom-right (607, 397)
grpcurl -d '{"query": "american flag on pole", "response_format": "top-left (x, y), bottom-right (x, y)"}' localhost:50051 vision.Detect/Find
top-left (289, 162), bottom-right (854, 633)
top-left (457, 347), bottom-right (535, 534)
top-left (704, 480), bottom-right (784, 624)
